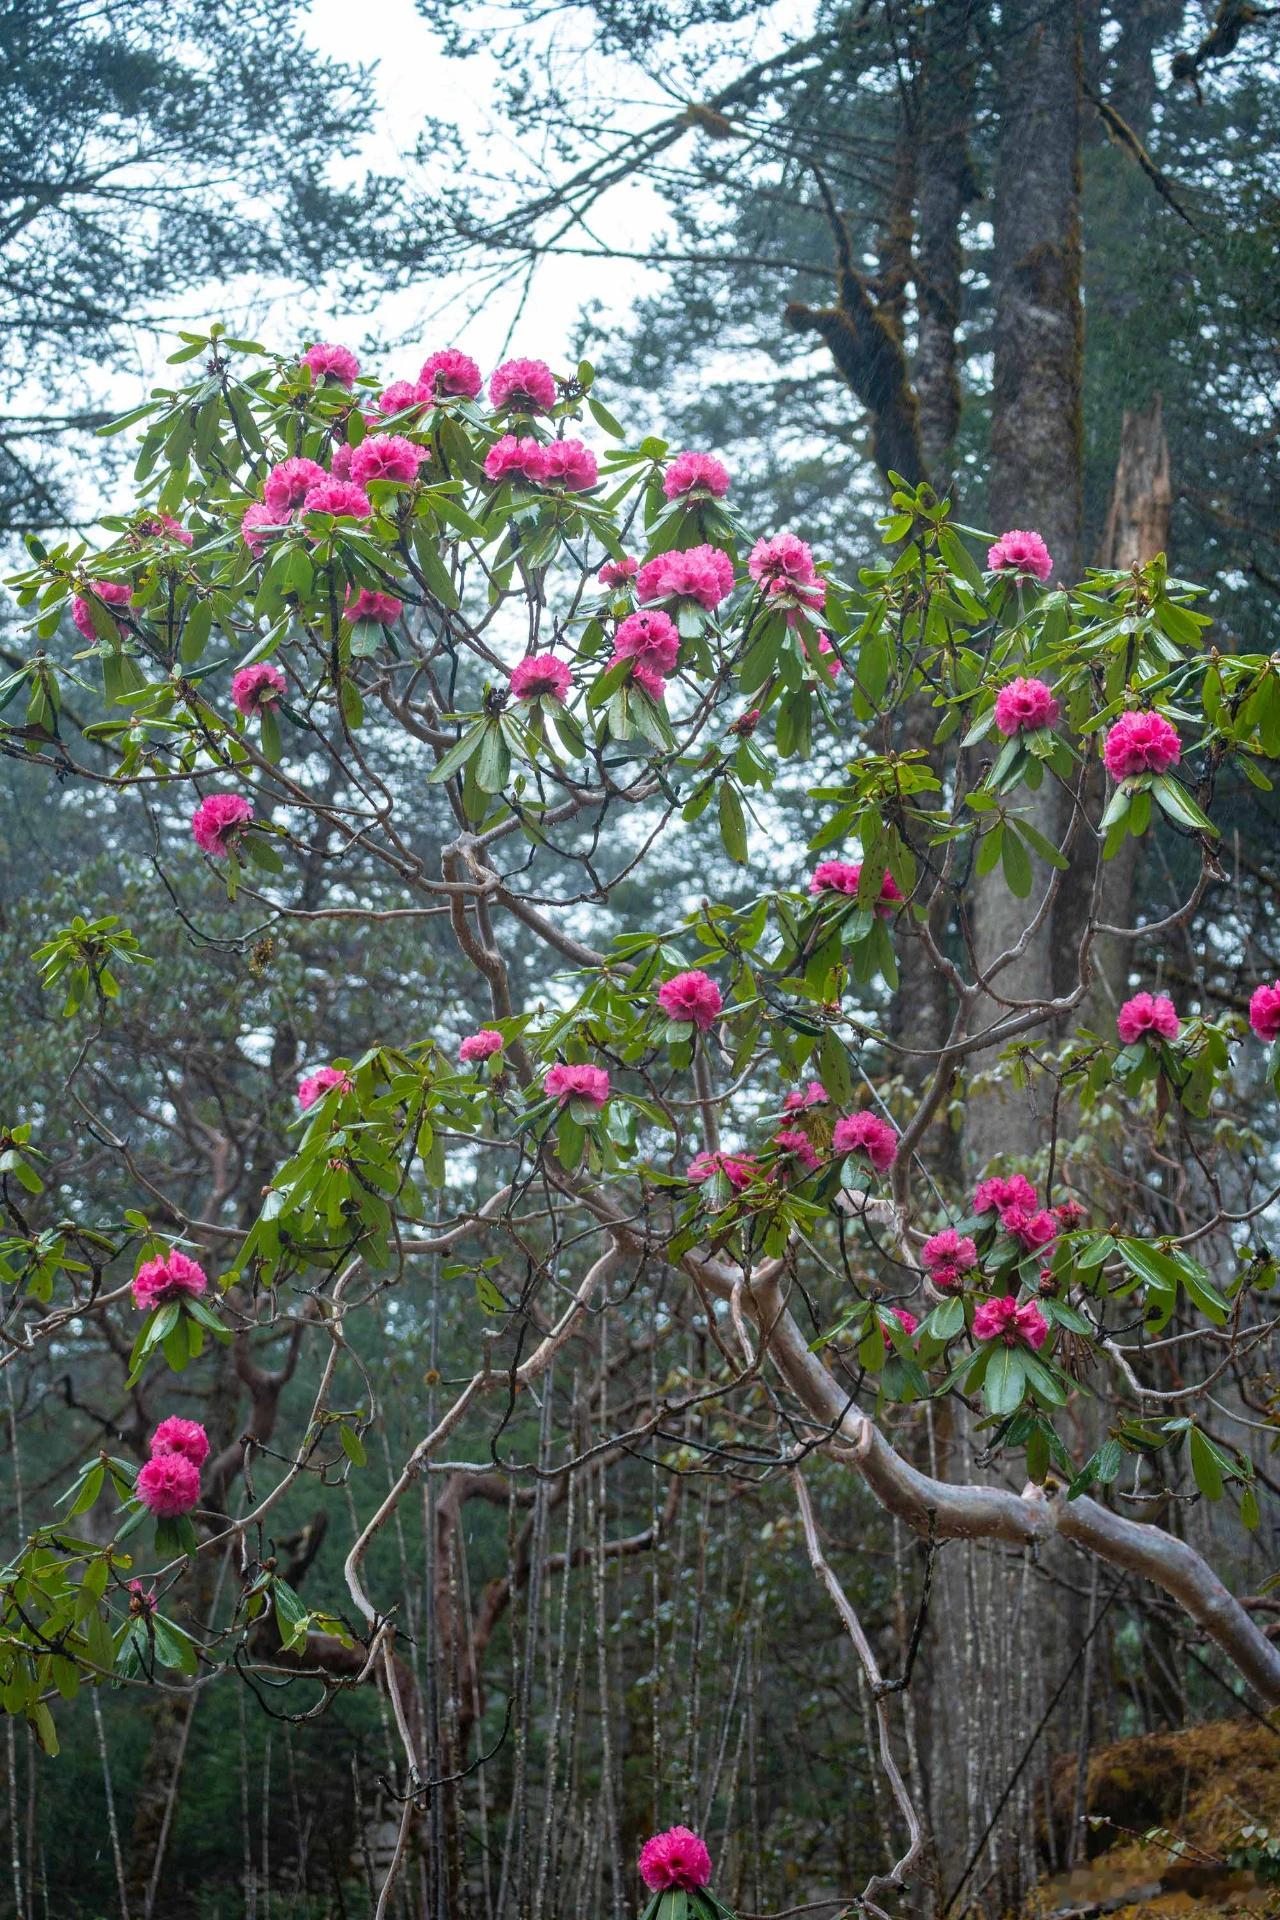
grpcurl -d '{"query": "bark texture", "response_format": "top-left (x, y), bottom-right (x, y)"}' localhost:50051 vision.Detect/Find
top-left (915, 0), bottom-right (979, 485)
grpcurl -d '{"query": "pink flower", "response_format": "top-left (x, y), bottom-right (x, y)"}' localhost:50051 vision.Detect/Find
top-left (544, 1063), bottom-right (610, 1108)
top-left (136, 1453), bottom-right (201, 1519)
top-left (192, 791), bottom-right (253, 857)
top-left (994, 677), bottom-right (1060, 736)
top-left (688, 1151), bottom-right (756, 1191)
top-left (298, 1066), bottom-right (351, 1110)
top-left (987, 529), bottom-right (1053, 583)
top-left (71, 579), bottom-right (132, 641)
top-left (510, 653), bottom-right (573, 702)
top-left (420, 349), bottom-right (483, 400)
top-left (599, 556), bottom-right (638, 588)
top-left (783, 1083), bottom-right (829, 1112)
top-left (808, 861), bottom-right (904, 915)
top-left (972, 1295), bottom-right (1049, 1350)
top-left (302, 478), bottom-right (371, 520)
top-left (657, 970), bottom-right (723, 1031)
top-left (1000, 1205), bottom-right (1058, 1253)
top-left (132, 1250), bottom-right (208, 1312)
top-left (301, 342), bottom-right (359, 387)
top-left (345, 589), bottom-right (403, 625)
top-left (542, 439), bottom-right (598, 491)
top-left (749, 532), bottom-right (818, 589)
top-left (484, 434), bottom-right (551, 485)
top-left (1054, 1199), bottom-right (1088, 1231)
top-left (608, 651), bottom-right (667, 701)
top-left (241, 502), bottom-right (283, 552)
top-left (329, 443), bottom-right (354, 480)
top-left (377, 379), bottom-right (430, 416)
top-left (638, 1828), bottom-right (713, 1893)
top-left (264, 457), bottom-right (327, 517)
top-left (663, 451), bottom-right (730, 501)
top-left (809, 636), bottom-right (841, 674)
top-left (150, 1417), bottom-right (210, 1469)
top-left (929, 1262), bottom-right (968, 1293)
top-left (139, 512), bottom-right (192, 547)
top-left (922, 1228), bottom-right (977, 1275)
top-left (973, 1173), bottom-right (1038, 1217)
top-left (231, 663), bottom-right (286, 718)
top-left (460, 1029), bottom-right (504, 1063)
top-left (1103, 710), bottom-right (1181, 780)
top-left (1249, 981), bottom-right (1280, 1043)
top-left (489, 358), bottom-right (557, 413)
top-left (614, 610), bottom-right (680, 674)
top-left (349, 435), bottom-right (427, 487)
top-left (1117, 992), bottom-right (1180, 1045)
top-left (832, 1110), bottom-right (898, 1172)
top-left (773, 1129), bottom-right (820, 1173)
top-left (884, 1306), bottom-right (918, 1337)
top-left (635, 544), bottom-right (734, 612)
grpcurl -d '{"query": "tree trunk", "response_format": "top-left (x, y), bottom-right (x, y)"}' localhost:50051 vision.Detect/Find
top-left (915, 0), bottom-right (979, 487)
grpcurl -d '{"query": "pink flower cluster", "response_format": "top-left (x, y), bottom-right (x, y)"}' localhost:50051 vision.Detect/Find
top-left (192, 792), bottom-right (253, 857)
top-left (994, 677), bottom-right (1060, 736)
top-left (638, 1828), bottom-right (713, 1893)
top-left (1250, 981), bottom-right (1280, 1043)
top-left (302, 342), bottom-right (360, 387)
top-left (489, 358), bottom-right (557, 413)
top-left (772, 1129), bottom-right (820, 1173)
top-left (922, 1227), bottom-right (978, 1292)
top-left (420, 349), bottom-right (483, 400)
top-left (972, 1295), bottom-right (1049, 1350)
top-left (615, 610), bottom-right (680, 674)
top-left (484, 435), bottom-right (596, 490)
top-left (689, 1150), bottom-right (756, 1191)
top-left (345, 589), bottom-right (403, 625)
top-left (987, 529), bottom-right (1053, 583)
top-left (636, 544), bottom-right (734, 612)
top-left (748, 532), bottom-right (825, 612)
top-left (783, 1082), bottom-right (829, 1112)
top-left (1117, 992), bottom-right (1180, 1045)
top-left (1001, 1205), bottom-right (1057, 1253)
top-left (972, 1172), bottom-right (1037, 1217)
top-left (599, 556), bottom-right (638, 588)
top-left (510, 653), bottom-right (573, 702)
top-left (136, 1414), bottom-right (211, 1518)
top-left (884, 1306), bottom-right (919, 1337)
top-left (302, 478), bottom-right (371, 520)
top-left (133, 1249), bottom-right (208, 1312)
top-left (71, 579), bottom-right (132, 641)
top-left (265, 457), bottom-right (326, 516)
top-left (349, 434), bottom-right (427, 487)
top-left (663, 451), bottom-right (730, 501)
top-left (1103, 710), bottom-right (1181, 780)
top-left (378, 380), bottom-right (430, 416)
top-left (139, 512), bottom-right (192, 547)
top-left (657, 970), bottom-right (723, 1031)
top-left (298, 1066), bottom-right (352, 1110)
top-left (231, 663), bottom-right (286, 718)
top-left (460, 1029), bottom-right (504, 1063)
top-left (832, 1110), bottom-right (898, 1172)
top-left (809, 861), bottom-right (904, 915)
top-left (544, 1063), bottom-right (610, 1108)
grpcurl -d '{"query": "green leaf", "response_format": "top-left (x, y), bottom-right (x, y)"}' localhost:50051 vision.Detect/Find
top-left (1189, 1426), bottom-right (1224, 1501)
top-left (1001, 825), bottom-right (1033, 897)
top-left (1150, 773), bottom-right (1216, 835)
top-left (718, 783), bottom-right (748, 865)
top-left (984, 1346), bottom-right (1026, 1417)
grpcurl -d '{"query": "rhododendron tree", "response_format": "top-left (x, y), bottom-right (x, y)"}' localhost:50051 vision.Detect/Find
top-left (2, 326), bottom-right (1280, 1918)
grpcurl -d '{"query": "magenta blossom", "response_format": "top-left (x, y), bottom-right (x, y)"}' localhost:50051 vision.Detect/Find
top-left (192, 792), bottom-right (253, 858)
top-left (638, 1827), bottom-right (713, 1893)
top-left (1000, 1205), bottom-right (1058, 1253)
top-left (609, 650), bottom-right (667, 701)
top-left (542, 439), bottom-right (598, 491)
top-left (544, 1063), bottom-right (610, 1108)
top-left (133, 1250), bottom-right (208, 1312)
top-left (510, 653), bottom-right (573, 703)
top-left (345, 589), bottom-right (403, 625)
top-left (599, 556), bottom-right (638, 588)
top-left (1117, 992), bottom-right (1180, 1045)
top-left (783, 1082), bottom-right (829, 1112)
top-left (663, 450), bottom-right (730, 500)
top-left (688, 1152), bottom-right (756, 1191)
top-left (349, 434), bottom-right (427, 488)
top-left (139, 512), bottom-right (193, 547)
top-left (972, 1295), bottom-right (1049, 1350)
top-left (484, 434), bottom-right (551, 485)
top-left (489, 357), bottom-right (557, 413)
top-left (298, 1066), bottom-right (351, 1111)
top-left (136, 1453), bottom-right (202, 1518)
top-left (459, 1029), bottom-right (504, 1064)
top-left (833, 1110), bottom-right (898, 1172)
top-left (636, 544), bottom-right (734, 612)
top-left (987, 529), bottom-right (1053, 583)
top-left (657, 970), bottom-right (723, 1031)
top-left (773, 1129), bottom-right (820, 1173)
top-left (301, 342), bottom-right (359, 387)
top-left (1103, 710), bottom-right (1181, 780)
top-left (749, 531), bottom-right (818, 589)
top-left (922, 1228), bottom-right (977, 1276)
top-left (994, 677), bottom-right (1060, 736)
top-left (973, 1173), bottom-right (1038, 1217)
top-left (150, 1417), bottom-right (210, 1469)
top-left (809, 861), bottom-right (904, 916)
top-left (71, 579), bottom-right (132, 641)
top-left (884, 1306), bottom-right (919, 1337)
top-left (302, 478), bottom-right (371, 520)
top-left (231, 663), bottom-right (286, 718)
top-left (264, 457), bottom-right (327, 517)
top-left (378, 379), bottom-right (430, 416)
top-left (420, 348), bottom-right (483, 400)
top-left (1249, 981), bottom-right (1280, 1043)
top-left (241, 502), bottom-right (283, 552)
top-left (614, 609), bottom-right (680, 674)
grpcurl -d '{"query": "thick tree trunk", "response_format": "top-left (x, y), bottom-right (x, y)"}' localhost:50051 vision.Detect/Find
top-left (915, 0), bottom-right (978, 487)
